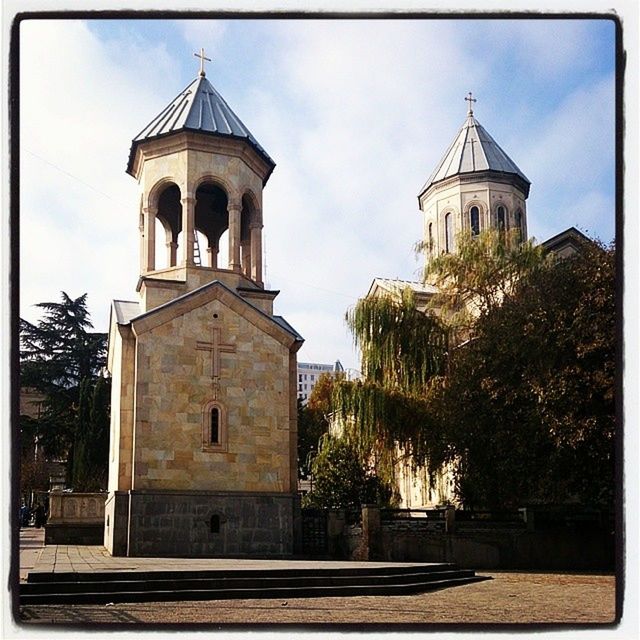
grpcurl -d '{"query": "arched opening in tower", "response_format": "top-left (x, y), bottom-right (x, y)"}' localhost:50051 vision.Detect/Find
top-left (155, 183), bottom-right (182, 269)
top-left (195, 182), bottom-right (229, 268)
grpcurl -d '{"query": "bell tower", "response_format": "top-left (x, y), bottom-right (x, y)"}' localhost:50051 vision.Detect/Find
top-left (126, 49), bottom-right (275, 313)
top-left (418, 93), bottom-right (531, 262)
top-left (105, 53), bottom-right (303, 558)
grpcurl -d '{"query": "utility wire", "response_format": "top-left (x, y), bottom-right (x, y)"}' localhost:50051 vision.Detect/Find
top-left (23, 150), bottom-right (361, 302)
top-left (23, 148), bottom-right (129, 206)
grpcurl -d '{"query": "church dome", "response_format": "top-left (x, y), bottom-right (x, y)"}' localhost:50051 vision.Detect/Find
top-left (126, 74), bottom-right (275, 177)
top-left (419, 103), bottom-right (530, 199)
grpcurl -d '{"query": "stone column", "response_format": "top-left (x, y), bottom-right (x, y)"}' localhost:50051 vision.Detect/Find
top-left (250, 223), bottom-right (263, 285)
top-left (241, 242), bottom-right (251, 277)
top-left (181, 195), bottom-right (196, 267)
top-left (361, 504), bottom-right (382, 561)
top-left (143, 206), bottom-right (157, 272)
top-left (228, 200), bottom-right (242, 272)
top-left (445, 505), bottom-right (456, 534)
top-left (167, 240), bottom-right (178, 268)
top-left (207, 244), bottom-right (218, 269)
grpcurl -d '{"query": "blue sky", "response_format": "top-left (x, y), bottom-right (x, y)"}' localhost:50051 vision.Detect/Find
top-left (19, 17), bottom-right (617, 371)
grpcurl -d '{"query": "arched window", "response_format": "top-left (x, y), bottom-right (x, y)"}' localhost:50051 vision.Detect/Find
top-left (210, 407), bottom-right (220, 445)
top-left (497, 206), bottom-right (506, 231)
top-left (445, 213), bottom-right (455, 253)
top-left (470, 206), bottom-right (480, 236)
top-left (428, 222), bottom-right (434, 255)
top-left (203, 401), bottom-right (227, 452)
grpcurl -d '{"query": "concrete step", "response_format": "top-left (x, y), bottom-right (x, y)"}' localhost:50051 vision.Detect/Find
top-left (25, 561), bottom-right (460, 583)
top-left (20, 564), bottom-right (490, 605)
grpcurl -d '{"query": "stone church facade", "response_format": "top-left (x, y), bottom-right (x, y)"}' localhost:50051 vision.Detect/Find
top-left (104, 60), bottom-right (303, 557)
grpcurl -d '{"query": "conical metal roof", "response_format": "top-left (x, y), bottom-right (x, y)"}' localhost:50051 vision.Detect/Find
top-left (127, 75), bottom-right (275, 178)
top-left (420, 112), bottom-right (530, 198)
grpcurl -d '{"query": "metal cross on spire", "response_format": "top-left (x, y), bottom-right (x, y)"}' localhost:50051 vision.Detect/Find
top-left (194, 47), bottom-right (212, 77)
top-left (465, 91), bottom-right (477, 116)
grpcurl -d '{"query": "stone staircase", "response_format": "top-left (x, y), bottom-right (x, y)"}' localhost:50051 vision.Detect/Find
top-left (20, 563), bottom-right (489, 605)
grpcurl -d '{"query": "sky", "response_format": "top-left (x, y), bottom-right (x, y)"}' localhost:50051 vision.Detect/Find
top-left (18, 16), bottom-right (617, 372)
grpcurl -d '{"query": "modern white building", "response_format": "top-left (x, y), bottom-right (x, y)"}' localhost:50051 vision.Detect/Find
top-left (297, 360), bottom-right (344, 404)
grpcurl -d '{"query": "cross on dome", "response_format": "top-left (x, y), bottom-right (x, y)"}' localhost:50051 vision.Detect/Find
top-left (194, 47), bottom-right (212, 77)
top-left (465, 91), bottom-right (477, 116)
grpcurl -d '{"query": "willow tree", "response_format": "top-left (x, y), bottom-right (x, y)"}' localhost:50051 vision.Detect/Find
top-left (333, 288), bottom-right (449, 481)
top-left (422, 228), bottom-right (546, 332)
top-left (333, 229), bottom-right (548, 496)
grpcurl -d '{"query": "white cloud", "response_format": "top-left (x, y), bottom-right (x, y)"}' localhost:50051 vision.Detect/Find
top-left (18, 18), bottom-right (616, 370)
top-left (19, 20), bottom-right (168, 330)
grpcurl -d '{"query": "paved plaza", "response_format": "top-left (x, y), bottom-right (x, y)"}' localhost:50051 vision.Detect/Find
top-left (17, 528), bottom-right (618, 626)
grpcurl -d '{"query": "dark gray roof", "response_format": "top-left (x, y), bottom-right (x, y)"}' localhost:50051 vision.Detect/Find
top-left (420, 114), bottom-right (530, 197)
top-left (273, 315), bottom-right (304, 343)
top-left (541, 227), bottom-right (594, 253)
top-left (127, 75), bottom-right (275, 176)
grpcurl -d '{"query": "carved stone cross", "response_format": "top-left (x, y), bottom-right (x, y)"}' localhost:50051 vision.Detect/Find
top-left (196, 326), bottom-right (236, 397)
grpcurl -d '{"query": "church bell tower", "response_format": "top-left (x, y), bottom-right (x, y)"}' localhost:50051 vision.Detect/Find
top-left (127, 48), bottom-right (275, 313)
top-left (419, 93), bottom-right (531, 262)
top-left (105, 52), bottom-right (303, 558)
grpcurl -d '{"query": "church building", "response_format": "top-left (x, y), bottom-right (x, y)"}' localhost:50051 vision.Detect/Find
top-left (104, 52), bottom-right (303, 557)
top-left (366, 93), bottom-right (533, 508)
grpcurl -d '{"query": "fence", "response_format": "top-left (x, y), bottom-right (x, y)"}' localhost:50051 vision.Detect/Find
top-left (339, 504), bottom-right (614, 570)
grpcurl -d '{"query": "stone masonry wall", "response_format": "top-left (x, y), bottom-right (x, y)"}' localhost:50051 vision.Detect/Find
top-left (127, 490), bottom-right (295, 557)
top-left (132, 296), bottom-right (292, 493)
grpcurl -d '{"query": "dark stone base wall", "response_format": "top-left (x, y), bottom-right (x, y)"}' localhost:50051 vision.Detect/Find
top-left (374, 528), bottom-right (615, 570)
top-left (108, 490), bottom-right (299, 557)
top-left (45, 523), bottom-right (104, 545)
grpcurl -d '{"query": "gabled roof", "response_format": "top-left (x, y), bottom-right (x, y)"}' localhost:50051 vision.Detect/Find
top-left (420, 114), bottom-right (530, 198)
top-left (111, 280), bottom-right (303, 351)
top-left (367, 278), bottom-right (438, 299)
top-left (113, 299), bottom-right (140, 325)
top-left (126, 74), bottom-right (275, 177)
top-left (541, 227), bottom-right (594, 256)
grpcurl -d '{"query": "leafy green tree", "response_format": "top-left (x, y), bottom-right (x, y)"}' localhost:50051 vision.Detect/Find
top-left (334, 230), bottom-right (614, 509)
top-left (302, 434), bottom-right (394, 510)
top-left (423, 228), bottom-right (546, 332)
top-left (333, 288), bottom-right (447, 482)
top-left (20, 292), bottom-right (106, 391)
top-left (427, 240), bottom-right (615, 508)
top-left (20, 292), bottom-right (108, 485)
top-left (71, 376), bottom-right (111, 491)
top-left (298, 373), bottom-right (340, 478)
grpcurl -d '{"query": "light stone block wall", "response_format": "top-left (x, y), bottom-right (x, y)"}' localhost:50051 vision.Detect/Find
top-left (420, 176), bottom-right (528, 260)
top-left (131, 297), bottom-right (292, 493)
top-left (139, 268), bottom-right (274, 316)
top-left (107, 321), bottom-right (137, 494)
top-left (137, 135), bottom-right (266, 212)
top-left (48, 492), bottom-right (106, 524)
